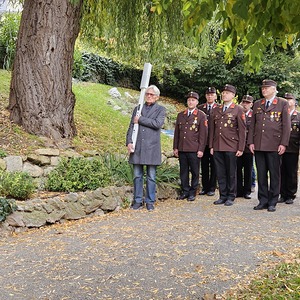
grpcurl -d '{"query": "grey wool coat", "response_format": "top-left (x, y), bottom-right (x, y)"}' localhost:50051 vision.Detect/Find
top-left (126, 102), bottom-right (166, 166)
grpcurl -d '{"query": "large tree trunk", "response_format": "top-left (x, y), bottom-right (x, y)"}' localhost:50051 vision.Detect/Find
top-left (8, 0), bottom-right (83, 142)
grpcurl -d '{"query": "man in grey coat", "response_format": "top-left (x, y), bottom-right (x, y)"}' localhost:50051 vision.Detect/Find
top-left (126, 85), bottom-right (166, 211)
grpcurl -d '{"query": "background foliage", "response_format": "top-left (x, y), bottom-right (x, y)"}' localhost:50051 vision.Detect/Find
top-left (1, 9), bottom-right (300, 103)
top-left (72, 49), bottom-right (300, 103)
top-left (0, 12), bottom-right (20, 70)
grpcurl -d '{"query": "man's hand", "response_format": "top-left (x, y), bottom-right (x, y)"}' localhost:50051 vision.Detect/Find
top-left (197, 151), bottom-right (203, 158)
top-left (249, 144), bottom-right (255, 154)
top-left (133, 115), bottom-right (140, 124)
top-left (278, 144), bottom-right (286, 155)
top-left (173, 149), bottom-right (179, 158)
top-left (127, 143), bottom-right (134, 154)
top-left (210, 148), bottom-right (214, 155)
top-left (236, 150), bottom-right (243, 157)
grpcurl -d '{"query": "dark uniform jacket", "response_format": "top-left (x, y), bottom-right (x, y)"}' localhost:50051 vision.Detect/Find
top-left (209, 103), bottom-right (246, 152)
top-left (286, 110), bottom-right (300, 153)
top-left (248, 97), bottom-right (290, 151)
top-left (198, 102), bottom-right (218, 145)
top-left (173, 108), bottom-right (208, 152)
top-left (244, 109), bottom-right (253, 154)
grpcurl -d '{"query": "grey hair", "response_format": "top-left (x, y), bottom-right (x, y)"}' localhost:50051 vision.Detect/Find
top-left (147, 85), bottom-right (160, 96)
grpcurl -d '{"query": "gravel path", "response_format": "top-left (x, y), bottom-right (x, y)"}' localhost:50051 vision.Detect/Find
top-left (0, 190), bottom-right (299, 300)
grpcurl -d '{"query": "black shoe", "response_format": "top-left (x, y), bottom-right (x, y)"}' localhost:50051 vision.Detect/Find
top-left (253, 204), bottom-right (267, 210)
top-left (146, 203), bottom-right (154, 211)
top-left (267, 206), bottom-right (276, 212)
top-left (187, 195), bottom-right (195, 201)
top-left (244, 194), bottom-right (251, 199)
top-left (224, 200), bottom-right (234, 206)
top-left (199, 190), bottom-right (206, 195)
top-left (131, 202), bottom-right (143, 210)
top-left (207, 191), bottom-right (215, 196)
top-left (285, 199), bottom-right (294, 204)
top-left (278, 197), bottom-right (286, 203)
top-left (177, 194), bottom-right (189, 200)
top-left (213, 199), bottom-right (226, 205)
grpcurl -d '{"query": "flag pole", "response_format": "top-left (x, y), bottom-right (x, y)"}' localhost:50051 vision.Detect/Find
top-left (131, 62), bottom-right (152, 152)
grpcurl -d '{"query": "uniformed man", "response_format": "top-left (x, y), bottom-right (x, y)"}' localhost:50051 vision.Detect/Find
top-left (198, 87), bottom-right (218, 196)
top-left (237, 95), bottom-right (254, 199)
top-left (248, 79), bottom-right (291, 212)
top-left (173, 91), bottom-right (208, 201)
top-left (279, 93), bottom-right (300, 204)
top-left (209, 84), bottom-right (246, 206)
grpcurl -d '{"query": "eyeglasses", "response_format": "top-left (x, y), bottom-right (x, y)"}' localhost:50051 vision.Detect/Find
top-left (145, 93), bottom-right (157, 97)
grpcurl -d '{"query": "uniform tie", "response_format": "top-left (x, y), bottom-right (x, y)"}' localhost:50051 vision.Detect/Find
top-left (223, 106), bottom-right (227, 112)
top-left (188, 111), bottom-right (191, 117)
top-left (208, 105), bottom-right (211, 112)
top-left (266, 101), bottom-right (270, 109)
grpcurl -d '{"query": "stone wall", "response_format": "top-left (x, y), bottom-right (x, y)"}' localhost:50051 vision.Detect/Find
top-left (0, 148), bottom-right (179, 187)
top-left (0, 148), bottom-right (179, 234)
top-left (1, 183), bottom-right (177, 234)
top-left (0, 148), bottom-right (92, 190)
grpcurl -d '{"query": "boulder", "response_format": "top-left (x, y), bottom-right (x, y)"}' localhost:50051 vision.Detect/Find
top-left (4, 156), bottom-right (23, 172)
top-left (23, 162), bottom-right (44, 177)
top-left (27, 154), bottom-right (50, 166)
top-left (35, 148), bottom-right (60, 156)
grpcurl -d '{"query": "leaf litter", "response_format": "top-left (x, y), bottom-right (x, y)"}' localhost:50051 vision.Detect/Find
top-left (0, 195), bottom-right (299, 299)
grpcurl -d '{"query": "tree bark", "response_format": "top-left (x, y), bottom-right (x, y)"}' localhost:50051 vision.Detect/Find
top-left (8, 0), bottom-right (83, 142)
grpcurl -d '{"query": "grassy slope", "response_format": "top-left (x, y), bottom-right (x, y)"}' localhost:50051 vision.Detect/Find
top-left (0, 70), bottom-right (174, 155)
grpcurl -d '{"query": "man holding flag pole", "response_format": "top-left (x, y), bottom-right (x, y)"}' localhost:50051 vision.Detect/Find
top-left (126, 63), bottom-right (166, 211)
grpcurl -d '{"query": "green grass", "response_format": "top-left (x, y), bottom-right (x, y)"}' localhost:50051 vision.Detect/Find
top-left (0, 69), bottom-right (11, 96)
top-left (0, 70), bottom-right (173, 155)
top-left (227, 251), bottom-right (300, 299)
top-left (72, 82), bottom-right (131, 153)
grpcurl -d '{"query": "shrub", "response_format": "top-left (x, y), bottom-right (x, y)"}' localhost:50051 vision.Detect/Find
top-left (0, 197), bottom-right (17, 222)
top-left (0, 149), bottom-right (7, 158)
top-left (45, 154), bottom-right (179, 193)
top-left (156, 162), bottom-right (180, 188)
top-left (72, 47), bottom-right (86, 79)
top-left (45, 157), bottom-right (111, 192)
top-left (0, 171), bottom-right (36, 200)
top-left (102, 153), bottom-right (133, 186)
top-left (0, 12), bottom-right (21, 70)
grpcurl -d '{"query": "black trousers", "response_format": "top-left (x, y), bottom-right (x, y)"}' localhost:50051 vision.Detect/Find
top-left (280, 152), bottom-right (299, 200)
top-left (214, 151), bottom-right (237, 201)
top-left (179, 152), bottom-right (200, 196)
top-left (255, 151), bottom-right (282, 207)
top-left (237, 152), bottom-right (253, 196)
top-left (200, 145), bottom-right (216, 192)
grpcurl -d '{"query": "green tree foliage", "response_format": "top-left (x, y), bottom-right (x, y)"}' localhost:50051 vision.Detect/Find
top-left (0, 12), bottom-right (21, 70)
top-left (79, 0), bottom-right (219, 69)
top-left (151, 0), bottom-right (300, 72)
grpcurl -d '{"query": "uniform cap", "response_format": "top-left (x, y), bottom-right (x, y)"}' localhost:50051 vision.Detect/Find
top-left (242, 95), bottom-right (254, 103)
top-left (186, 91), bottom-right (199, 100)
top-left (222, 84), bottom-right (236, 94)
top-left (261, 79), bottom-right (277, 87)
top-left (284, 92), bottom-right (295, 100)
top-left (205, 87), bottom-right (216, 94)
